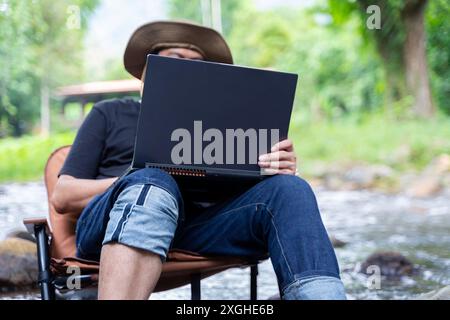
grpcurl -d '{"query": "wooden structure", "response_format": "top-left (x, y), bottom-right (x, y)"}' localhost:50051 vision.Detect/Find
top-left (56, 79), bottom-right (141, 117)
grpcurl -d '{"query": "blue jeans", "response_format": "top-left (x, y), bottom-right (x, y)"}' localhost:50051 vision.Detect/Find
top-left (76, 168), bottom-right (346, 300)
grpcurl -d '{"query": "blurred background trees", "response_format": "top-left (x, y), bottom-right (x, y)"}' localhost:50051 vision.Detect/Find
top-left (0, 0), bottom-right (448, 134)
top-left (328, 0), bottom-right (438, 117)
top-left (170, 0), bottom-right (448, 120)
top-left (0, 0), bottom-right (449, 182)
top-left (0, 0), bottom-right (98, 137)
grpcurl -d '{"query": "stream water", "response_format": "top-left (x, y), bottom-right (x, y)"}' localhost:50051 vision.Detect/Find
top-left (0, 182), bottom-right (449, 300)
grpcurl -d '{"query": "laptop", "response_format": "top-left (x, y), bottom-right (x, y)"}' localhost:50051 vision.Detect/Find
top-left (131, 54), bottom-right (297, 199)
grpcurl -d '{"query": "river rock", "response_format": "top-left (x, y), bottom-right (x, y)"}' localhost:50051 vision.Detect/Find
top-left (425, 154), bottom-right (450, 175)
top-left (0, 238), bottom-right (38, 289)
top-left (343, 165), bottom-right (394, 189)
top-left (322, 173), bottom-right (345, 190)
top-left (5, 229), bottom-right (35, 243)
top-left (359, 251), bottom-right (416, 277)
top-left (405, 155), bottom-right (450, 198)
top-left (330, 235), bottom-right (347, 248)
top-left (406, 175), bottom-right (442, 198)
top-left (414, 285), bottom-right (450, 300)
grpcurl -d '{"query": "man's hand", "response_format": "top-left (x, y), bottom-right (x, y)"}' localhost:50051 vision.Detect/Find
top-left (258, 139), bottom-right (298, 175)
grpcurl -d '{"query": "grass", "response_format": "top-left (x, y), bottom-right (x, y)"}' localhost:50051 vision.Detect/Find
top-left (0, 115), bottom-right (449, 183)
top-left (0, 132), bottom-right (76, 182)
top-left (290, 114), bottom-right (450, 176)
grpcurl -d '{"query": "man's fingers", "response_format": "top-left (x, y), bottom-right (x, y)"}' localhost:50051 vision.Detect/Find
top-left (258, 160), bottom-right (296, 169)
top-left (271, 139), bottom-right (294, 152)
top-left (278, 169), bottom-right (295, 175)
top-left (260, 168), bottom-right (295, 175)
top-left (259, 151), bottom-right (295, 162)
top-left (259, 139), bottom-right (298, 176)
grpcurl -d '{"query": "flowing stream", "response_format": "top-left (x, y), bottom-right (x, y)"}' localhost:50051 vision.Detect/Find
top-left (0, 182), bottom-right (449, 300)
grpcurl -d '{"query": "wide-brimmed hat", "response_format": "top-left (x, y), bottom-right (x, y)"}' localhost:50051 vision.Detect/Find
top-left (124, 20), bottom-right (233, 79)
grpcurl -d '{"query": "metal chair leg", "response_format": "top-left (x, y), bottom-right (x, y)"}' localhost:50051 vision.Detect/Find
top-left (250, 264), bottom-right (258, 300)
top-left (34, 224), bottom-right (55, 300)
top-left (191, 273), bottom-right (201, 300)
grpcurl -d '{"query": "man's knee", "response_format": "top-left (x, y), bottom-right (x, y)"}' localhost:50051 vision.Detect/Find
top-left (264, 174), bottom-right (315, 198)
top-left (119, 168), bottom-right (181, 204)
top-left (259, 175), bottom-right (320, 222)
top-left (104, 181), bottom-right (180, 260)
top-left (124, 168), bottom-right (176, 186)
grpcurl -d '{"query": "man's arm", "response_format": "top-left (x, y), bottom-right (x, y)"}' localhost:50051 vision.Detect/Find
top-left (51, 175), bottom-right (118, 214)
top-left (53, 103), bottom-right (112, 214)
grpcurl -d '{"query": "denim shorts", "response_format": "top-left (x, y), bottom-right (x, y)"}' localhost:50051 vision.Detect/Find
top-left (76, 168), bottom-right (182, 261)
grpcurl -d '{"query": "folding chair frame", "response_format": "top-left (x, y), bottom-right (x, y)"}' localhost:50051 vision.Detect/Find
top-left (32, 220), bottom-right (260, 300)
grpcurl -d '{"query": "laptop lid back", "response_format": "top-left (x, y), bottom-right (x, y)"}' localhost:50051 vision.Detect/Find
top-left (132, 54), bottom-right (297, 177)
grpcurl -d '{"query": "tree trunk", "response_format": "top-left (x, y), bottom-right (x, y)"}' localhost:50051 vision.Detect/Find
top-left (40, 82), bottom-right (50, 136)
top-left (378, 44), bottom-right (405, 114)
top-left (402, 0), bottom-right (435, 117)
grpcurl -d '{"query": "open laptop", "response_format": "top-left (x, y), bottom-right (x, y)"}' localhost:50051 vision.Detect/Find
top-left (131, 54), bottom-right (297, 197)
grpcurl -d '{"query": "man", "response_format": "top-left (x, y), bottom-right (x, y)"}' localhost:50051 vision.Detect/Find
top-left (52, 21), bottom-right (346, 300)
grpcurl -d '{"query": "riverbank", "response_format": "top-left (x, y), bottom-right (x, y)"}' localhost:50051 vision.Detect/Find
top-left (1, 116), bottom-right (449, 183)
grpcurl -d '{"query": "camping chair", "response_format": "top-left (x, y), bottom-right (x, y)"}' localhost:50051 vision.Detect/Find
top-left (24, 146), bottom-right (267, 300)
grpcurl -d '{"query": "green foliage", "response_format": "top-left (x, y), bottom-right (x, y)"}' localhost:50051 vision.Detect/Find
top-left (168, 0), bottom-right (202, 24)
top-left (167, 0), bottom-right (243, 38)
top-left (1, 0), bottom-right (449, 184)
top-left (426, 0), bottom-right (450, 114)
top-left (1, 115), bottom-right (448, 183)
top-left (0, 132), bottom-right (75, 182)
top-left (229, 5), bottom-right (384, 118)
top-left (290, 114), bottom-right (450, 176)
top-left (326, 0), bottom-right (448, 116)
top-left (0, 0), bottom-right (98, 137)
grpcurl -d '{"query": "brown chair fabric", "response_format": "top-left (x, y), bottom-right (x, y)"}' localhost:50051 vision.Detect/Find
top-left (44, 146), bottom-right (78, 258)
top-left (42, 146), bottom-right (265, 293)
top-left (49, 250), bottom-right (251, 293)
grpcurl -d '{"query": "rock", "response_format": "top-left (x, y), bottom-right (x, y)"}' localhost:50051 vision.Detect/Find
top-left (425, 154), bottom-right (450, 175)
top-left (388, 144), bottom-right (412, 165)
top-left (308, 177), bottom-right (324, 188)
top-left (443, 173), bottom-right (450, 189)
top-left (405, 154), bottom-right (450, 198)
top-left (322, 174), bottom-right (342, 190)
top-left (406, 175), bottom-right (442, 198)
top-left (414, 285), bottom-right (450, 300)
top-left (399, 173), bottom-right (419, 192)
top-left (343, 165), bottom-right (394, 189)
top-left (359, 251), bottom-right (416, 278)
top-left (330, 235), bottom-right (347, 248)
top-left (0, 238), bottom-right (38, 288)
top-left (5, 229), bottom-right (35, 243)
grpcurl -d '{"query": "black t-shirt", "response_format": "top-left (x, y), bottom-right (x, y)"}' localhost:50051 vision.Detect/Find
top-left (59, 98), bottom-right (140, 179)
top-left (59, 97), bottom-right (250, 211)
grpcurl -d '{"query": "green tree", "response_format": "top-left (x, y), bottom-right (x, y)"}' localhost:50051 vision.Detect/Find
top-left (168, 0), bottom-right (242, 38)
top-left (0, 0), bottom-right (98, 137)
top-left (327, 0), bottom-right (436, 117)
top-left (229, 4), bottom-right (384, 119)
top-left (426, 0), bottom-right (450, 114)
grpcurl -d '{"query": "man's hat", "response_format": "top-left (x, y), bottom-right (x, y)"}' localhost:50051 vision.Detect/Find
top-left (124, 20), bottom-right (233, 79)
